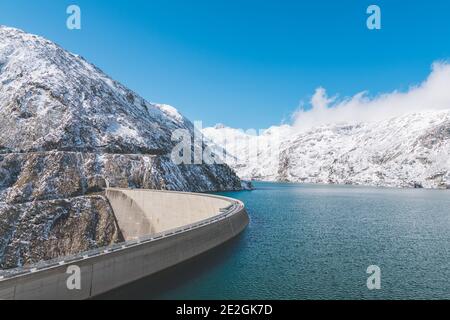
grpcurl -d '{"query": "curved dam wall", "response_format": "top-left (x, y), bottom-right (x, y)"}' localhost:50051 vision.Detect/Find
top-left (106, 188), bottom-right (233, 239)
top-left (0, 189), bottom-right (249, 300)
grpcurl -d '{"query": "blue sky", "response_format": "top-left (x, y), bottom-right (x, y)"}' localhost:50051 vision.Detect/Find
top-left (1, 0), bottom-right (450, 128)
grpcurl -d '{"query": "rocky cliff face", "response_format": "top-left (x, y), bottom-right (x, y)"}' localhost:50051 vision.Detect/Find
top-left (0, 196), bottom-right (122, 269)
top-left (203, 110), bottom-right (450, 189)
top-left (0, 26), bottom-right (241, 269)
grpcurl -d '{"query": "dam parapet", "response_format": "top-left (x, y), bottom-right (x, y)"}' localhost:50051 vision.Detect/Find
top-left (0, 189), bottom-right (249, 300)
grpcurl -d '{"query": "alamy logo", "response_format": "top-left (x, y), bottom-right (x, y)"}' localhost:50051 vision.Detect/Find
top-left (171, 121), bottom-right (282, 168)
top-left (367, 5), bottom-right (381, 30)
top-left (366, 265), bottom-right (381, 290)
top-left (66, 5), bottom-right (82, 30)
top-left (66, 265), bottom-right (81, 290)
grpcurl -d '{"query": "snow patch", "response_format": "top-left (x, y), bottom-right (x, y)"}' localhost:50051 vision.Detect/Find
top-left (154, 104), bottom-right (184, 122)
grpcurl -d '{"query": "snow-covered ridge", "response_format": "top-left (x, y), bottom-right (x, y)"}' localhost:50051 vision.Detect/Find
top-left (0, 25), bottom-right (242, 195)
top-left (0, 26), bottom-right (192, 154)
top-left (203, 110), bottom-right (450, 189)
top-left (0, 26), bottom-right (242, 269)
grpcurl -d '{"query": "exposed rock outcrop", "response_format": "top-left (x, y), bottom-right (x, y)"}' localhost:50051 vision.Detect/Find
top-left (0, 195), bottom-right (122, 269)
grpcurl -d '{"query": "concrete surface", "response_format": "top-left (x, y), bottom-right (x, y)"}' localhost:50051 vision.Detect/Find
top-left (0, 189), bottom-right (249, 300)
top-left (106, 188), bottom-right (233, 239)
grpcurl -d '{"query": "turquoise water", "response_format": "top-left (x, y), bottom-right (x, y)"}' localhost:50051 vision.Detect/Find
top-left (100, 182), bottom-right (450, 300)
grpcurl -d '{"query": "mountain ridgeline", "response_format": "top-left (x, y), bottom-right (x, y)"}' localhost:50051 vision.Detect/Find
top-left (0, 26), bottom-right (241, 269)
top-left (203, 111), bottom-right (450, 189)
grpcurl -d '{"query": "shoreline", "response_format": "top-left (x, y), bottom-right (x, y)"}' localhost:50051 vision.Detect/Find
top-left (238, 179), bottom-right (450, 191)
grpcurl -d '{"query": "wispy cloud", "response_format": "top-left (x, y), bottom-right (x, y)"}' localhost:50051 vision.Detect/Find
top-left (292, 62), bottom-right (450, 130)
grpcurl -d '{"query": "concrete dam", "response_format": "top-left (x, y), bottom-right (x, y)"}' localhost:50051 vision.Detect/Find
top-left (0, 189), bottom-right (249, 300)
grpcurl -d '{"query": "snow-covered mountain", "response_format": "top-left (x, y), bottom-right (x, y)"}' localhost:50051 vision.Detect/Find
top-left (0, 26), bottom-right (241, 269)
top-left (203, 110), bottom-right (450, 189)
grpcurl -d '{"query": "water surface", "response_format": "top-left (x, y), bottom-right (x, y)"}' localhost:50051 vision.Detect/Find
top-left (100, 182), bottom-right (450, 300)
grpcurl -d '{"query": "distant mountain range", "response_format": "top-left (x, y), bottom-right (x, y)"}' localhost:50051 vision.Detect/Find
top-left (203, 110), bottom-right (450, 189)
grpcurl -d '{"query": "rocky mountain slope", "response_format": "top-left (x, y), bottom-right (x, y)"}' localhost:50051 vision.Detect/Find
top-left (203, 110), bottom-right (450, 189)
top-left (0, 26), bottom-right (241, 269)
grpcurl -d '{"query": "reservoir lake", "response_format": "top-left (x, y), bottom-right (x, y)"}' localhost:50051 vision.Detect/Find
top-left (99, 182), bottom-right (450, 300)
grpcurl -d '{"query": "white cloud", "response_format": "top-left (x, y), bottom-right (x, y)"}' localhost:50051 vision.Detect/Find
top-left (292, 62), bottom-right (450, 130)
